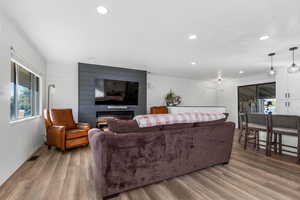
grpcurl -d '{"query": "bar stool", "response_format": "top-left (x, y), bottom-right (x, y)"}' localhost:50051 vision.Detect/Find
top-left (239, 113), bottom-right (257, 149)
top-left (268, 114), bottom-right (300, 163)
top-left (242, 113), bottom-right (269, 155)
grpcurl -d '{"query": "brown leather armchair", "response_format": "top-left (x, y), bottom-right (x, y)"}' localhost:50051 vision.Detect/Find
top-left (44, 109), bottom-right (90, 151)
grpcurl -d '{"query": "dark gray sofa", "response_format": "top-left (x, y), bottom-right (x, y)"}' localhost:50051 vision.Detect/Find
top-left (88, 119), bottom-right (235, 198)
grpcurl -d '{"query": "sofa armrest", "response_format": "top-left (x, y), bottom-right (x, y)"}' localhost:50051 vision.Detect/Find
top-left (223, 113), bottom-right (229, 121)
top-left (88, 128), bottom-right (109, 198)
top-left (77, 122), bottom-right (91, 131)
top-left (47, 126), bottom-right (66, 150)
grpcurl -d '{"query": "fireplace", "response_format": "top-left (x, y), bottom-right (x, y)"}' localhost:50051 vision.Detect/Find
top-left (96, 111), bottom-right (134, 129)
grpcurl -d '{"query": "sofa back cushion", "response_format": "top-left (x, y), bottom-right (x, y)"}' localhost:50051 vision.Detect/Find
top-left (134, 112), bottom-right (226, 128)
top-left (50, 109), bottom-right (76, 129)
top-left (194, 118), bottom-right (226, 127)
top-left (162, 123), bottom-right (194, 130)
top-left (108, 120), bottom-right (161, 134)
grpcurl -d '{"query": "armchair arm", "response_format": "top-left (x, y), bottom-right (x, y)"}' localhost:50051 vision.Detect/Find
top-left (77, 122), bottom-right (91, 131)
top-left (47, 126), bottom-right (66, 150)
top-left (48, 125), bottom-right (65, 134)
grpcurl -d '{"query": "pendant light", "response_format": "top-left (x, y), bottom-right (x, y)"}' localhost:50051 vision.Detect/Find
top-left (287, 47), bottom-right (300, 74)
top-left (268, 52), bottom-right (276, 76)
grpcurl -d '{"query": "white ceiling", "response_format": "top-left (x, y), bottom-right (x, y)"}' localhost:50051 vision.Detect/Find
top-left (1, 0), bottom-right (300, 80)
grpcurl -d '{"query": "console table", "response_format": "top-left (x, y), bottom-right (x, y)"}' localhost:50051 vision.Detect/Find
top-left (168, 106), bottom-right (227, 114)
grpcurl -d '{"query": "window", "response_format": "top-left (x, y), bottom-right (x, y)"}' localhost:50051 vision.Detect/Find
top-left (10, 59), bottom-right (40, 121)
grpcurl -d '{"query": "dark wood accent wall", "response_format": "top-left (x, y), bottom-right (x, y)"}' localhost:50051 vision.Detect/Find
top-left (78, 63), bottom-right (147, 127)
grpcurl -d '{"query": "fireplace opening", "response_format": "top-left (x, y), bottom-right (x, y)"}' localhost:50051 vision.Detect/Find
top-left (96, 111), bottom-right (134, 129)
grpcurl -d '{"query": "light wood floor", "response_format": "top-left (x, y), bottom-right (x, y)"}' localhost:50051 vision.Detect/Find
top-left (1, 131), bottom-right (300, 200)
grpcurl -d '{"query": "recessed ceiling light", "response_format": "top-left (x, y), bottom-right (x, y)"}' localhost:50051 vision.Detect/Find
top-left (239, 70), bottom-right (244, 74)
top-left (191, 62), bottom-right (197, 65)
top-left (188, 34), bottom-right (197, 40)
top-left (259, 35), bottom-right (270, 41)
top-left (97, 6), bottom-right (109, 15)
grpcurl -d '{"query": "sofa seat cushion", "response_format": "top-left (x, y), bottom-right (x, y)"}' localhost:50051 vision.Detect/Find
top-left (66, 129), bottom-right (88, 139)
top-left (108, 120), bottom-right (161, 134)
top-left (162, 123), bottom-right (194, 130)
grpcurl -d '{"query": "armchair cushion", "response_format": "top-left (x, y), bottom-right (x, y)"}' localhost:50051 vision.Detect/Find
top-left (66, 129), bottom-right (88, 139)
top-left (50, 109), bottom-right (76, 129)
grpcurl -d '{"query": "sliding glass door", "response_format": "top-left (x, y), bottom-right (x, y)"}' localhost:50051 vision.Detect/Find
top-left (238, 82), bottom-right (276, 115)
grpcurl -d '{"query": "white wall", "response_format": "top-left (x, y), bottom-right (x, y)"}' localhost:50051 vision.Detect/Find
top-left (216, 78), bottom-right (239, 123)
top-left (46, 62), bottom-right (78, 121)
top-left (46, 65), bottom-right (218, 120)
top-left (0, 13), bottom-right (46, 185)
top-left (147, 73), bottom-right (217, 111)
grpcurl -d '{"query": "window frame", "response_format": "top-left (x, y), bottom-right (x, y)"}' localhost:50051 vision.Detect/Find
top-left (10, 58), bottom-right (42, 123)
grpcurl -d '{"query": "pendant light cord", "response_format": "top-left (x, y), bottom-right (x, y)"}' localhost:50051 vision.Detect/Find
top-left (271, 55), bottom-right (273, 67)
top-left (287, 47), bottom-right (299, 73)
top-left (268, 52), bottom-right (275, 68)
top-left (293, 49), bottom-right (295, 64)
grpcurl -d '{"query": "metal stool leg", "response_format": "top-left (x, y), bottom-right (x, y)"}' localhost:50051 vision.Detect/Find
top-left (265, 130), bottom-right (269, 156)
top-left (238, 128), bottom-right (244, 144)
top-left (274, 132), bottom-right (277, 154)
top-left (279, 134), bottom-right (282, 155)
top-left (297, 134), bottom-right (300, 164)
top-left (256, 131), bottom-right (260, 151)
top-left (253, 131), bottom-right (257, 149)
top-left (266, 129), bottom-right (273, 156)
top-left (244, 129), bottom-right (249, 150)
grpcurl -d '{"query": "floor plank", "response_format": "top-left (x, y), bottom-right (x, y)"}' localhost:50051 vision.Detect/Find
top-left (1, 130), bottom-right (300, 200)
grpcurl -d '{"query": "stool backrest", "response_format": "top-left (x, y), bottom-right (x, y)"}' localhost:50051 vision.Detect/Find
top-left (269, 114), bottom-right (300, 130)
top-left (247, 113), bottom-right (268, 126)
